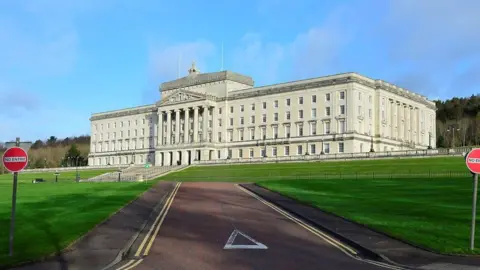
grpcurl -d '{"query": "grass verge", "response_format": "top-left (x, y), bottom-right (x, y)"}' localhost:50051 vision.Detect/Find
top-left (258, 176), bottom-right (479, 255)
top-left (0, 170), bottom-right (152, 267)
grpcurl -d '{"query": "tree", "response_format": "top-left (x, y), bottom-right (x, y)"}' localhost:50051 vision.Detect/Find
top-left (46, 136), bottom-right (57, 146)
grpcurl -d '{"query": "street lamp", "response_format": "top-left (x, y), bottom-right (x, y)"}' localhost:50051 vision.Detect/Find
top-left (263, 138), bottom-right (267, 158)
top-left (305, 140), bottom-right (309, 155)
top-left (44, 158), bottom-right (47, 168)
top-left (447, 124), bottom-right (460, 148)
top-left (369, 137), bottom-right (375, 152)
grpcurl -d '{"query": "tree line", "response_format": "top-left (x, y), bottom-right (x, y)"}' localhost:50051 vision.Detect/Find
top-left (0, 135), bottom-right (90, 173)
top-left (434, 95), bottom-right (480, 148)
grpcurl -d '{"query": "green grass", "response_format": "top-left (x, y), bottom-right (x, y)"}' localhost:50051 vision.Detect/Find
top-left (161, 156), bottom-right (469, 182)
top-left (0, 169), bottom-right (154, 268)
top-left (258, 177), bottom-right (479, 254)
top-left (0, 169), bottom-right (115, 184)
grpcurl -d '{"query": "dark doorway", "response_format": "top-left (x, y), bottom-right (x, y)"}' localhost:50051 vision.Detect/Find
top-left (160, 153), bottom-right (164, 166)
top-left (196, 150), bottom-right (201, 161)
top-left (169, 152), bottom-right (173, 166)
top-left (177, 151), bottom-right (182, 165)
top-left (188, 150), bottom-right (192, 165)
top-left (209, 150), bottom-right (213, 160)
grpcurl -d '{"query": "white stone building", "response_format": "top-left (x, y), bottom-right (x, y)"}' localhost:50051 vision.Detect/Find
top-left (88, 63), bottom-right (437, 166)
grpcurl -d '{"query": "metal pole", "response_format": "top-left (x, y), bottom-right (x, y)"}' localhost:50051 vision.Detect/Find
top-left (471, 173), bottom-right (478, 250)
top-left (9, 137), bottom-right (20, 256)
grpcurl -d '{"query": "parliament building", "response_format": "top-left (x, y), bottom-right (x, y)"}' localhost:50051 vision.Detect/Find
top-left (88, 63), bottom-right (436, 166)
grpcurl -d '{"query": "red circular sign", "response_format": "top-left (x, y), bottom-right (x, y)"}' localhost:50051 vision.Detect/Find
top-left (2, 147), bottom-right (28, 173)
top-left (466, 148), bottom-right (480, 174)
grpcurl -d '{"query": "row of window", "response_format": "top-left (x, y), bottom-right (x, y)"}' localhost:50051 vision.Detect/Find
top-left (94, 117), bottom-right (154, 131)
top-left (225, 143), bottom-right (344, 158)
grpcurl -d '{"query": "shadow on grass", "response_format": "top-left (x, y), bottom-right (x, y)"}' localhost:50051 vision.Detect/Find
top-left (0, 181), bottom-right (161, 270)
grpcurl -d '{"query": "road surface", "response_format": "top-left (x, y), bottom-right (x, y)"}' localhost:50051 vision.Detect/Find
top-left (115, 182), bottom-right (405, 270)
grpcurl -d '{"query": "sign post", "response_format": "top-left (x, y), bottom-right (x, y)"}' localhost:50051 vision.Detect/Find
top-left (3, 137), bottom-right (31, 257)
top-left (465, 148), bottom-right (480, 250)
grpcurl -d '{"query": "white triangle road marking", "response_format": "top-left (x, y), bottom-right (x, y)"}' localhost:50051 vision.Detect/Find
top-left (223, 229), bottom-right (268, 250)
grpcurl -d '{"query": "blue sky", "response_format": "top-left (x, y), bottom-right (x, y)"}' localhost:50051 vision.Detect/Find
top-left (0, 0), bottom-right (479, 142)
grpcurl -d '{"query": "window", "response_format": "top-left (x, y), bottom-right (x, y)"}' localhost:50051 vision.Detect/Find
top-left (310, 144), bottom-right (316, 154)
top-left (218, 119), bottom-right (222, 127)
top-left (274, 100), bottom-right (278, 108)
top-left (262, 114), bottom-right (267, 123)
top-left (251, 103), bottom-right (255, 110)
top-left (263, 102), bottom-right (266, 109)
top-left (141, 119), bottom-right (144, 125)
top-left (358, 92), bottom-right (362, 100)
top-left (134, 130), bottom-right (137, 136)
top-left (311, 122), bottom-right (317, 135)
top-left (128, 120), bottom-right (131, 126)
top-left (339, 120), bottom-right (345, 133)
top-left (272, 147), bottom-right (277, 156)
top-left (286, 98), bottom-right (291, 106)
top-left (121, 121), bottom-right (124, 127)
top-left (219, 107), bottom-right (222, 114)
top-left (369, 109), bottom-right (372, 118)
top-left (230, 118), bottom-right (234, 126)
top-left (297, 145), bottom-right (303, 155)
top-left (312, 95), bottom-right (316, 103)
top-left (340, 91), bottom-right (345, 99)
top-left (249, 148), bottom-right (254, 158)
top-left (250, 129), bottom-right (255, 140)
top-left (286, 111), bottom-right (291, 120)
top-left (261, 127), bottom-right (266, 140)
top-left (325, 143), bottom-right (330, 154)
top-left (218, 132), bottom-right (222, 142)
top-left (251, 116), bottom-right (255, 124)
top-left (325, 122), bottom-right (331, 134)
top-left (311, 108), bottom-right (317, 118)
top-left (339, 142), bottom-right (345, 153)
top-left (230, 106), bottom-right (234, 113)
top-left (298, 125), bottom-right (303, 136)
top-left (273, 126), bottom-right (278, 138)
top-left (299, 97), bottom-right (303, 104)
top-left (299, 110), bottom-right (303, 119)
top-left (382, 110), bottom-right (385, 120)
top-left (274, 113), bottom-right (278, 121)
top-left (241, 105), bottom-right (244, 112)
top-left (326, 107), bottom-right (331, 116)
top-left (286, 125), bottom-right (291, 138)
top-left (240, 117), bottom-right (244, 125)
top-left (261, 148), bottom-right (266, 157)
top-left (239, 130), bottom-right (244, 141)
top-left (218, 150), bottom-right (221, 159)
top-left (285, 146), bottom-right (290, 156)
top-left (326, 93), bottom-right (331, 101)
top-left (228, 130), bottom-right (233, 142)
top-left (228, 149), bottom-right (232, 158)
top-left (340, 105), bottom-right (345, 115)
top-left (239, 149), bottom-right (243, 158)
top-left (209, 120), bottom-right (212, 128)
top-left (128, 130), bottom-right (130, 137)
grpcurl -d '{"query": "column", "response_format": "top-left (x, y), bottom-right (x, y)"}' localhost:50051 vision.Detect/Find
top-left (166, 110), bottom-right (172, 145)
top-left (157, 111), bottom-right (163, 145)
top-left (403, 105), bottom-right (408, 141)
top-left (184, 108), bottom-right (190, 143)
top-left (416, 108), bottom-right (420, 144)
top-left (203, 106), bottom-right (209, 142)
top-left (212, 106), bottom-right (217, 142)
top-left (397, 102), bottom-right (402, 140)
top-left (175, 109), bottom-right (180, 144)
top-left (193, 106), bottom-right (199, 142)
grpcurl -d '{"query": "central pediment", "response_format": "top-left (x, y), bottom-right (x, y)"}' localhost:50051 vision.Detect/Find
top-left (157, 89), bottom-right (206, 106)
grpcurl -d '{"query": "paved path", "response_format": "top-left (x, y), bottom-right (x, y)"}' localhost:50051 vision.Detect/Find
top-left (115, 183), bottom-right (404, 270)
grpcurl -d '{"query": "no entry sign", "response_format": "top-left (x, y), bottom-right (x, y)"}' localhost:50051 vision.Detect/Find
top-left (2, 147), bottom-right (28, 173)
top-left (466, 148), bottom-right (480, 174)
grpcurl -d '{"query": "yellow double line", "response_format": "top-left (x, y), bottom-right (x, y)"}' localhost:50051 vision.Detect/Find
top-left (116, 182), bottom-right (182, 270)
top-left (236, 184), bottom-right (408, 270)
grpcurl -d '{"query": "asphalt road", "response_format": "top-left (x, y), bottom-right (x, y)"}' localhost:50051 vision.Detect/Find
top-left (116, 182), bottom-right (405, 270)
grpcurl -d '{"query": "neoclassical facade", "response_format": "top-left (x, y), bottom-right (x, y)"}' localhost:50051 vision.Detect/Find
top-left (88, 63), bottom-right (437, 166)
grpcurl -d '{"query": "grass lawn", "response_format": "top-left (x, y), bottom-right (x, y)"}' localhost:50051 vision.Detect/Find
top-left (0, 169), bottom-right (154, 268)
top-left (258, 176), bottom-right (479, 255)
top-left (0, 169), bottom-right (115, 184)
top-left (161, 156), bottom-right (469, 182)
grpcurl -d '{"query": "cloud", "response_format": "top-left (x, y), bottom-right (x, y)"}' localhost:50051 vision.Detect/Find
top-left (231, 5), bottom-right (355, 86)
top-left (144, 40), bottom-right (216, 103)
top-left (378, 0), bottom-right (480, 99)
